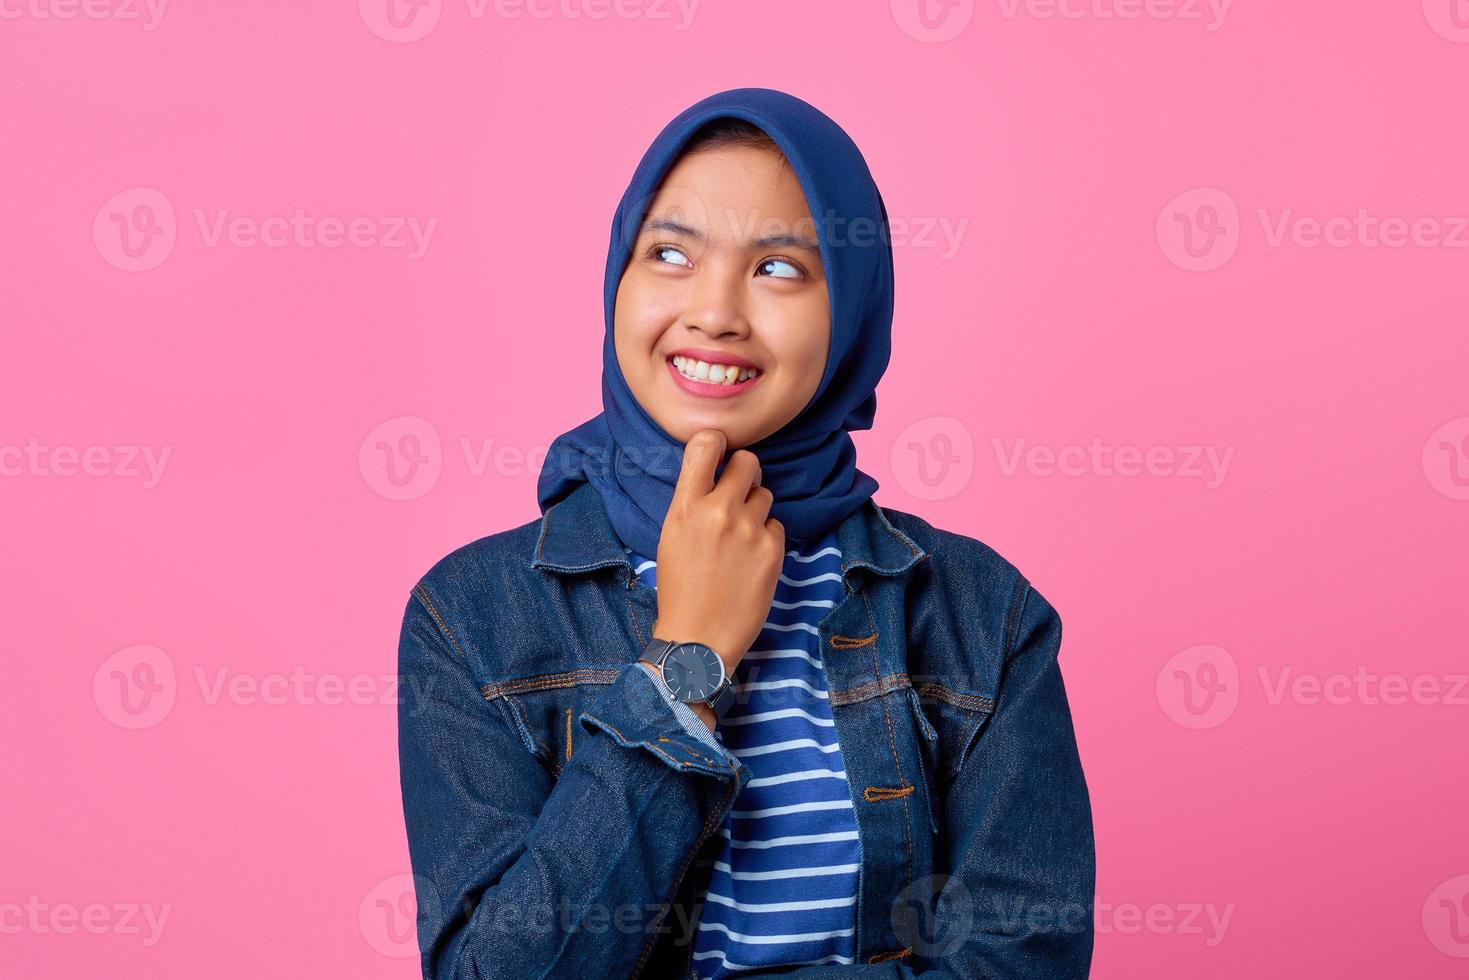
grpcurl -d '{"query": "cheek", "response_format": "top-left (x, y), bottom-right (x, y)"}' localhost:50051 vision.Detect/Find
top-left (616, 284), bottom-right (682, 350)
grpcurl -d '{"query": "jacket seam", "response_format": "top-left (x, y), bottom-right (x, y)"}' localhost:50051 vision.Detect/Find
top-left (859, 588), bottom-right (915, 912)
top-left (637, 775), bottom-right (740, 979)
top-left (481, 667), bottom-right (623, 701)
top-left (911, 681), bottom-right (997, 714)
top-left (830, 671), bottom-right (912, 706)
top-left (411, 583), bottom-right (468, 661)
top-left (1001, 573), bottom-right (1032, 666)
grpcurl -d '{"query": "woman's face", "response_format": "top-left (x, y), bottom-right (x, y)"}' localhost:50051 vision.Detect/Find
top-left (614, 143), bottom-right (831, 450)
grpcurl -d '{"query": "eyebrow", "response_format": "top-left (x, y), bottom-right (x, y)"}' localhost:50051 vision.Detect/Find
top-left (641, 216), bottom-right (821, 253)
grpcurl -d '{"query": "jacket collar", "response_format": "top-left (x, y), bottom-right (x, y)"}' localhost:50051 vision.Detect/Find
top-left (530, 481), bottom-right (928, 590)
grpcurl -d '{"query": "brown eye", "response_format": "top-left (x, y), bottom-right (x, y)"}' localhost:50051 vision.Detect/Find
top-left (648, 244), bottom-right (692, 268)
top-left (757, 257), bottom-right (804, 280)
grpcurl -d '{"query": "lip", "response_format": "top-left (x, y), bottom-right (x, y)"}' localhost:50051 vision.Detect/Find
top-left (666, 356), bottom-right (763, 399)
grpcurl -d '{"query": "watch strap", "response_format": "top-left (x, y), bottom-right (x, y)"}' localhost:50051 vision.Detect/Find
top-left (639, 637), bottom-right (676, 668)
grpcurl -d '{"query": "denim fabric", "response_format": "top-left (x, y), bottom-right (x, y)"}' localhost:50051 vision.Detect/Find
top-left (397, 481), bottom-right (1095, 979)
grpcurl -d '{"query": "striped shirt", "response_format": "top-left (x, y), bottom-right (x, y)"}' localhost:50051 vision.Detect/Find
top-left (626, 529), bottom-right (861, 977)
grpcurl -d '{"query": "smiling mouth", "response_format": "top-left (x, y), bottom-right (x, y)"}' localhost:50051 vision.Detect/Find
top-left (666, 355), bottom-right (763, 399)
top-left (670, 354), bottom-right (761, 385)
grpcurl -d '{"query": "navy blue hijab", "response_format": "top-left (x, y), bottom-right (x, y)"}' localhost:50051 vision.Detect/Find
top-left (536, 87), bottom-right (895, 559)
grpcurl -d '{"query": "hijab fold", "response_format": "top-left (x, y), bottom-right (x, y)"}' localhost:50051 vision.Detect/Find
top-left (536, 87), bottom-right (895, 559)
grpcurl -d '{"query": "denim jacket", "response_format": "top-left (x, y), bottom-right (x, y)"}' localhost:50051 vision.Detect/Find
top-left (397, 480), bottom-right (1095, 979)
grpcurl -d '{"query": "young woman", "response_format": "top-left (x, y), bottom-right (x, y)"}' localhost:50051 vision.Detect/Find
top-left (397, 87), bottom-right (1094, 980)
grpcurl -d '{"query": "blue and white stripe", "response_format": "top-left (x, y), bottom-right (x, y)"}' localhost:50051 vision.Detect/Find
top-left (626, 531), bottom-right (860, 977)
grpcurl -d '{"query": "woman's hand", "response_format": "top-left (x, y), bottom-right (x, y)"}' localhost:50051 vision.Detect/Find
top-left (650, 428), bottom-right (786, 677)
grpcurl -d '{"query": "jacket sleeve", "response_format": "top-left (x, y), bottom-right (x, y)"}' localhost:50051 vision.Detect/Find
top-left (396, 583), bottom-right (751, 980)
top-left (735, 580), bottom-right (1096, 979)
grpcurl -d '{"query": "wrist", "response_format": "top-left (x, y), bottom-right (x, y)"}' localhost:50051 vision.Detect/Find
top-left (652, 619), bottom-right (737, 668)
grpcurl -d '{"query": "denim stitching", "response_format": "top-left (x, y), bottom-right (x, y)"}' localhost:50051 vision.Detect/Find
top-left (858, 590), bottom-right (915, 897)
top-left (578, 712), bottom-right (716, 771)
top-left (911, 682), bottom-right (997, 714)
top-left (830, 672), bottom-right (912, 706)
top-left (480, 668), bottom-right (622, 700)
top-left (412, 583), bottom-right (468, 660)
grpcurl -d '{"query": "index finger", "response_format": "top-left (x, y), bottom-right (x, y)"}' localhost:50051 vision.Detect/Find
top-left (672, 429), bottom-right (727, 502)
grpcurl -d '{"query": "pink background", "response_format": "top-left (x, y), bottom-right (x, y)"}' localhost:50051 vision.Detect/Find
top-left (4, 1), bottom-right (1467, 976)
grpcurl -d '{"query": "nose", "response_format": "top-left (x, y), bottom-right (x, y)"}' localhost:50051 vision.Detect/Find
top-left (681, 262), bottom-right (751, 341)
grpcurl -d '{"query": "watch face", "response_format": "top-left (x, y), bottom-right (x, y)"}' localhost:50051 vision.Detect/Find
top-left (660, 643), bottom-right (724, 702)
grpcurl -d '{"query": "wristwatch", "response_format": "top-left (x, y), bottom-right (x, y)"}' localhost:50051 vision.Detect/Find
top-left (639, 637), bottom-right (736, 720)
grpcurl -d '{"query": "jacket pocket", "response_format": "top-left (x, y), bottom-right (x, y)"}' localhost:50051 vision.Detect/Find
top-left (905, 686), bottom-right (941, 836)
top-left (481, 667), bottom-right (623, 778)
top-left (909, 680), bottom-right (996, 785)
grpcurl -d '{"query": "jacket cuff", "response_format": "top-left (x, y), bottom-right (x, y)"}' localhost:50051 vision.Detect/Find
top-left (579, 662), bottom-right (748, 784)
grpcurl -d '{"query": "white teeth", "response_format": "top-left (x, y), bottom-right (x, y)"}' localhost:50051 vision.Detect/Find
top-left (672, 355), bottom-right (759, 386)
